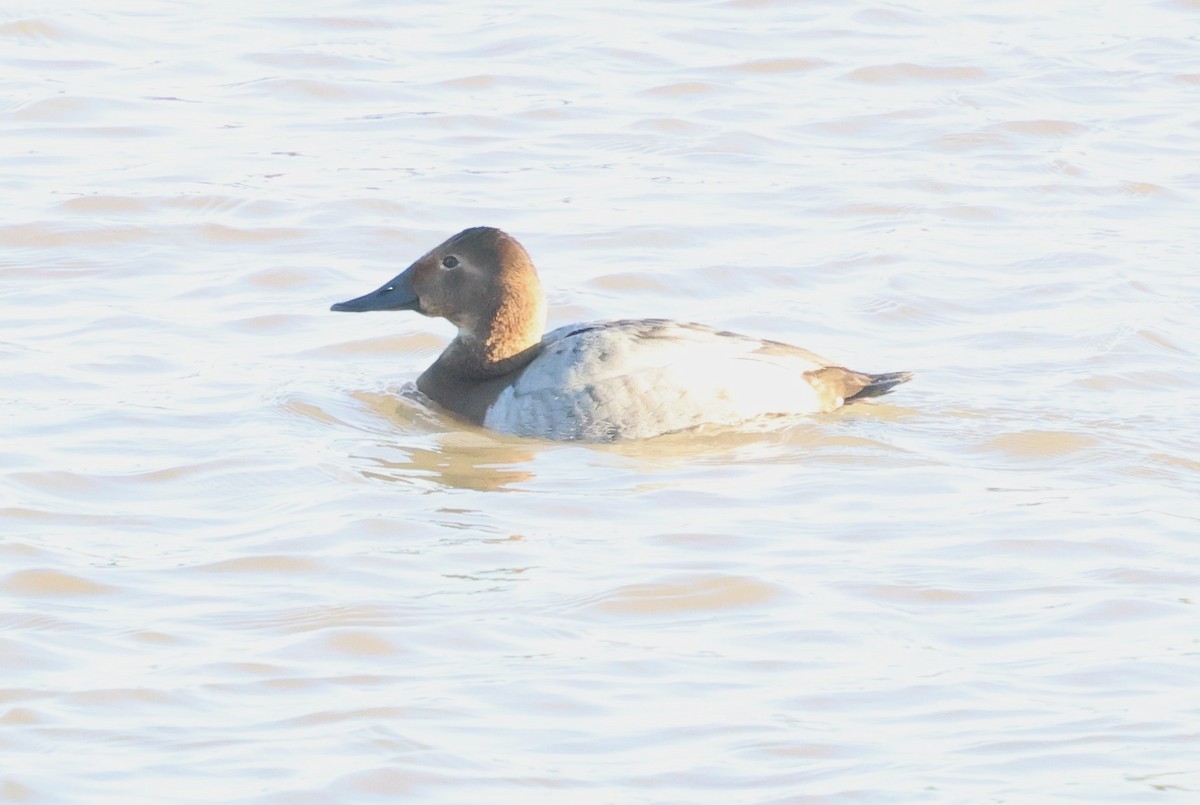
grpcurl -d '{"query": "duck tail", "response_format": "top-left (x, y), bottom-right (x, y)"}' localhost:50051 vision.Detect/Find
top-left (845, 371), bottom-right (913, 402)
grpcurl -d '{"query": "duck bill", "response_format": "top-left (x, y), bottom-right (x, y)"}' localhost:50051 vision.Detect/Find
top-left (330, 266), bottom-right (419, 312)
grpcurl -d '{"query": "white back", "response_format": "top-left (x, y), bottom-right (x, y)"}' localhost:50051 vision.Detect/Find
top-left (484, 321), bottom-right (826, 441)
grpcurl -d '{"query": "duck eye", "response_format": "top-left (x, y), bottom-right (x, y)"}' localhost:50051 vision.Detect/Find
top-left (441, 255), bottom-right (459, 269)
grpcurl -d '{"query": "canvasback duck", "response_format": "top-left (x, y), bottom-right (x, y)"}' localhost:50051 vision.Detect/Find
top-left (331, 227), bottom-right (911, 442)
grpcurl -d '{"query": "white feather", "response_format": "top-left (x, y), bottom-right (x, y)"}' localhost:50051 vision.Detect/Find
top-left (484, 321), bottom-right (825, 441)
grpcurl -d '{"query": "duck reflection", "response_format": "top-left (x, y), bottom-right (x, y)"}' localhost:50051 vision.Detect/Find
top-left (356, 441), bottom-right (537, 492)
top-left (351, 385), bottom-right (539, 492)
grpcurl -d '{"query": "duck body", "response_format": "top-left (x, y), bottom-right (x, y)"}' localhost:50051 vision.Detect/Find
top-left (331, 227), bottom-right (911, 442)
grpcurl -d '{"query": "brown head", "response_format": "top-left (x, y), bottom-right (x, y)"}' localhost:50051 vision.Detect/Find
top-left (331, 227), bottom-right (547, 367)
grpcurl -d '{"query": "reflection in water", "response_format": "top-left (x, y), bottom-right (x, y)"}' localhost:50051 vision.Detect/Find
top-left (345, 385), bottom-right (541, 492)
top-left (356, 441), bottom-right (538, 493)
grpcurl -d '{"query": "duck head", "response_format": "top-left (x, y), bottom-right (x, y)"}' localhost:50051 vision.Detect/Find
top-left (331, 226), bottom-right (547, 360)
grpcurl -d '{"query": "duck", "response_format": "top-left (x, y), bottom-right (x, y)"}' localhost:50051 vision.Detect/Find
top-left (330, 226), bottom-right (911, 442)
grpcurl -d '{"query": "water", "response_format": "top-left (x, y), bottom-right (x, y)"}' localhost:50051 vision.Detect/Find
top-left (2, 1), bottom-right (1198, 802)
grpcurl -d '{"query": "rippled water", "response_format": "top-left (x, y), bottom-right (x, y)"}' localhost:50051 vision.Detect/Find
top-left (3, 1), bottom-right (1198, 802)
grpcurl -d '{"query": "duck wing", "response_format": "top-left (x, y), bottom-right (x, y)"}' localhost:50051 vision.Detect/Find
top-left (483, 320), bottom-right (836, 441)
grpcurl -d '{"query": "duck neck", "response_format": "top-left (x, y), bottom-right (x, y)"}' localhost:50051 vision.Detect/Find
top-left (440, 292), bottom-right (546, 381)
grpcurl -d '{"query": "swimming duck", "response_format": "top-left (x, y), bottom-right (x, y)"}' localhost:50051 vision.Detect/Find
top-left (331, 227), bottom-right (911, 442)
